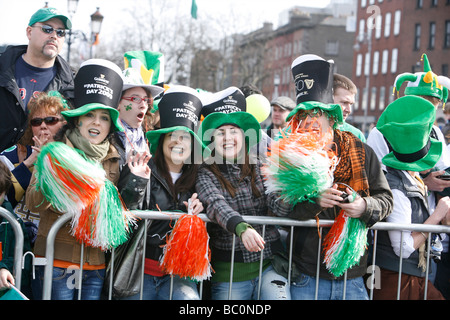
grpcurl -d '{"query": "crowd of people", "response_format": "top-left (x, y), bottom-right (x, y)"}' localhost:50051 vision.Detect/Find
top-left (1, 6), bottom-right (450, 301)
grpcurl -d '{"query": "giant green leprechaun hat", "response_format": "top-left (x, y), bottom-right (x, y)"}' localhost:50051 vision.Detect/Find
top-left (62, 59), bottom-right (124, 132)
top-left (123, 51), bottom-right (165, 98)
top-left (377, 95), bottom-right (442, 172)
top-left (145, 85), bottom-right (210, 157)
top-left (393, 53), bottom-right (449, 105)
top-left (287, 54), bottom-right (343, 128)
top-left (198, 86), bottom-right (261, 153)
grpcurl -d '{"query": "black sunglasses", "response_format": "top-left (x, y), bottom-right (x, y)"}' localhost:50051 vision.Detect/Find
top-left (32, 24), bottom-right (66, 38)
top-left (30, 116), bottom-right (62, 127)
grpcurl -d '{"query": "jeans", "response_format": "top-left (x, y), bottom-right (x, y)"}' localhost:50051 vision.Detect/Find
top-left (32, 266), bottom-right (105, 300)
top-left (211, 265), bottom-right (290, 300)
top-left (290, 272), bottom-right (369, 300)
top-left (120, 274), bottom-right (200, 300)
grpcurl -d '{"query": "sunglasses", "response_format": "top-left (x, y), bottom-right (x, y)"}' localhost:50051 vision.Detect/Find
top-left (122, 96), bottom-right (152, 104)
top-left (30, 116), bottom-right (62, 127)
top-left (32, 24), bottom-right (66, 38)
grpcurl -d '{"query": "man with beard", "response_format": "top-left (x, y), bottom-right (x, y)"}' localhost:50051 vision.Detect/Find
top-left (0, 7), bottom-right (74, 152)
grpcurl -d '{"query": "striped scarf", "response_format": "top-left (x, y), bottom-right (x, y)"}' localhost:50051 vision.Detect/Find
top-left (333, 130), bottom-right (370, 197)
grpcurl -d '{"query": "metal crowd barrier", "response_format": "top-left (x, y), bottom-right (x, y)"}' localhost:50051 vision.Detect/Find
top-left (0, 206), bottom-right (24, 290)
top-left (14, 209), bottom-right (450, 300)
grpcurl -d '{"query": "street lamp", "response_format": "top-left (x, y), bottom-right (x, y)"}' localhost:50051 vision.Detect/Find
top-left (89, 7), bottom-right (104, 58)
top-left (90, 7), bottom-right (104, 35)
top-left (66, 0), bottom-right (79, 64)
top-left (65, 1), bottom-right (104, 64)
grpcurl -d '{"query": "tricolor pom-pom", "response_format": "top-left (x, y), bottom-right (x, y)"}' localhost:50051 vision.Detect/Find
top-left (34, 141), bottom-right (135, 250)
top-left (263, 129), bottom-right (338, 204)
top-left (160, 213), bottom-right (212, 281)
top-left (34, 142), bottom-right (105, 214)
top-left (71, 180), bottom-right (136, 251)
top-left (322, 210), bottom-right (368, 277)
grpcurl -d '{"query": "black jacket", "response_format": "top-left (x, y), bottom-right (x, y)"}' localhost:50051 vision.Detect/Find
top-left (0, 45), bottom-right (74, 152)
top-left (118, 158), bottom-right (192, 261)
top-left (288, 141), bottom-right (393, 280)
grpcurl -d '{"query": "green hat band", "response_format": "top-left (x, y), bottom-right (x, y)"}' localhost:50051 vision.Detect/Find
top-left (392, 138), bottom-right (431, 163)
top-left (61, 103), bottom-right (124, 132)
top-left (286, 101), bottom-right (343, 129)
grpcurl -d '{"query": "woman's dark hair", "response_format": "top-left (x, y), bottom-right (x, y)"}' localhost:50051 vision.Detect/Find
top-left (54, 115), bottom-right (117, 145)
top-left (153, 133), bottom-right (198, 200)
top-left (206, 140), bottom-right (261, 198)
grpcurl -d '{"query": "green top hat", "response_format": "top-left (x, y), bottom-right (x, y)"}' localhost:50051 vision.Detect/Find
top-left (62, 103), bottom-right (123, 133)
top-left (29, 7), bottom-right (72, 29)
top-left (198, 87), bottom-right (261, 153)
top-left (62, 59), bottom-right (124, 132)
top-left (123, 51), bottom-right (165, 98)
top-left (145, 85), bottom-right (210, 156)
top-left (377, 95), bottom-right (442, 172)
top-left (393, 54), bottom-right (449, 104)
top-left (288, 54), bottom-right (343, 128)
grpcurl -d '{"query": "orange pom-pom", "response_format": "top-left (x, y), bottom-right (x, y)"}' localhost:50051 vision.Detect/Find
top-left (159, 214), bottom-right (212, 281)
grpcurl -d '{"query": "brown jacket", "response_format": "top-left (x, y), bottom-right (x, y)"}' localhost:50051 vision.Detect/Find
top-left (26, 141), bottom-right (120, 266)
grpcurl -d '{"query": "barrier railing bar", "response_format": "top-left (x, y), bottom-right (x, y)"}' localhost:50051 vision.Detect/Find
top-left (0, 207), bottom-right (24, 290)
top-left (314, 227), bottom-right (322, 300)
top-left (397, 232), bottom-right (404, 300)
top-left (369, 229), bottom-right (378, 300)
top-left (40, 210), bottom-right (450, 300)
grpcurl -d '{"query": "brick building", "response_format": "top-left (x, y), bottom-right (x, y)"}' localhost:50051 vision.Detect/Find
top-left (351, 0), bottom-right (450, 133)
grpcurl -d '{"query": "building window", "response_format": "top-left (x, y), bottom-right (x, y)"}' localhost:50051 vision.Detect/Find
top-left (373, 51), bottom-right (380, 75)
top-left (362, 87), bottom-right (368, 111)
top-left (393, 10), bottom-right (401, 35)
top-left (370, 87), bottom-right (377, 110)
top-left (414, 23), bottom-right (421, 50)
top-left (361, 0), bottom-right (367, 8)
top-left (364, 52), bottom-right (371, 76)
top-left (375, 14), bottom-right (382, 39)
top-left (417, 0), bottom-right (423, 8)
top-left (379, 86), bottom-right (386, 111)
top-left (356, 54), bottom-right (363, 77)
top-left (325, 40), bottom-right (339, 56)
top-left (443, 64), bottom-right (449, 77)
top-left (359, 19), bottom-right (366, 41)
top-left (391, 48), bottom-right (398, 73)
top-left (382, 49), bottom-right (389, 74)
top-left (429, 22), bottom-right (436, 49)
top-left (389, 85), bottom-right (395, 103)
top-left (445, 21), bottom-right (450, 48)
top-left (431, 0), bottom-right (438, 7)
top-left (384, 12), bottom-right (391, 38)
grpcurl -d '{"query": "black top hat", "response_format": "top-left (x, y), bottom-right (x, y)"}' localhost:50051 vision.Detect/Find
top-left (291, 54), bottom-right (334, 105)
top-left (74, 59), bottom-right (124, 109)
top-left (201, 86), bottom-right (246, 118)
top-left (145, 85), bottom-right (208, 155)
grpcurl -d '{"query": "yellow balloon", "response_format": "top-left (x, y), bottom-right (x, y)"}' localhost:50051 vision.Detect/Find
top-left (245, 94), bottom-right (271, 123)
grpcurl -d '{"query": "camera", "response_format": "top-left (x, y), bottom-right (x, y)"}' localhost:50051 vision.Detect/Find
top-left (340, 192), bottom-right (350, 203)
top-left (429, 234), bottom-right (443, 262)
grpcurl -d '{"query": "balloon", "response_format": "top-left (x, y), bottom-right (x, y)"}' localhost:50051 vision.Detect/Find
top-left (246, 94), bottom-right (271, 123)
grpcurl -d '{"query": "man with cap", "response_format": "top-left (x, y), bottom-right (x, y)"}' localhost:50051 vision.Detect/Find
top-left (277, 54), bottom-right (393, 300)
top-left (333, 73), bottom-right (366, 142)
top-left (265, 96), bottom-right (296, 140)
top-left (373, 95), bottom-right (450, 300)
top-left (0, 6), bottom-right (74, 152)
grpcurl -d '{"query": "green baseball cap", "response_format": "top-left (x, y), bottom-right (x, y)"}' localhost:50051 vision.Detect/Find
top-left (29, 7), bottom-right (72, 29)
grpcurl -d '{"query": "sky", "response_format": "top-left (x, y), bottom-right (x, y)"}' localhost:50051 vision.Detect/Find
top-left (0, 0), bottom-right (331, 46)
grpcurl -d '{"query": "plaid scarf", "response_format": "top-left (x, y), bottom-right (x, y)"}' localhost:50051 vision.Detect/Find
top-left (333, 130), bottom-right (370, 197)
